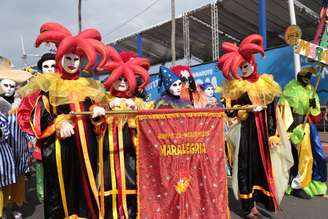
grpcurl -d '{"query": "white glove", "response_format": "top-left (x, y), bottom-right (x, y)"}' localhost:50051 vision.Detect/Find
top-left (124, 98), bottom-right (137, 110)
top-left (59, 121), bottom-right (75, 138)
top-left (253, 106), bottom-right (263, 112)
top-left (109, 97), bottom-right (123, 109)
top-left (92, 106), bottom-right (106, 118)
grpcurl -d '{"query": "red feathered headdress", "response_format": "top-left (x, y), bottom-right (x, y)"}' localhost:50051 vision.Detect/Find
top-left (102, 46), bottom-right (150, 97)
top-left (35, 22), bottom-right (107, 78)
top-left (170, 65), bottom-right (192, 79)
top-left (217, 34), bottom-right (265, 80)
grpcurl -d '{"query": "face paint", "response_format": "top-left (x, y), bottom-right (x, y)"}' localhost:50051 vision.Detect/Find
top-left (297, 72), bottom-right (312, 86)
top-left (0, 79), bottom-right (16, 97)
top-left (204, 86), bottom-right (214, 98)
top-left (61, 53), bottom-right (80, 74)
top-left (168, 79), bottom-right (182, 96)
top-left (41, 60), bottom-right (56, 73)
top-left (113, 77), bottom-right (129, 92)
top-left (240, 62), bottom-right (254, 77)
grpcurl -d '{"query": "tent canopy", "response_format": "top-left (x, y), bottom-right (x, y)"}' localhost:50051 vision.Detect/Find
top-left (110, 0), bottom-right (322, 65)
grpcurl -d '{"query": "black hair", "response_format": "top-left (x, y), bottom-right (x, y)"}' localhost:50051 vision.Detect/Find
top-left (37, 53), bottom-right (56, 72)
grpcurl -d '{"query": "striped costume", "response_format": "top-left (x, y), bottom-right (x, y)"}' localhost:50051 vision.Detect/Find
top-left (7, 114), bottom-right (30, 176)
top-left (0, 113), bottom-right (16, 188)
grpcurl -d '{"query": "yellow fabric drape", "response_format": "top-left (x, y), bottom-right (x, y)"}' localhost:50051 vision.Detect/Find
top-left (98, 135), bottom-right (105, 219)
top-left (55, 139), bottom-right (68, 217)
top-left (117, 117), bottom-right (129, 219)
top-left (107, 117), bottom-right (118, 219)
top-left (291, 123), bottom-right (313, 189)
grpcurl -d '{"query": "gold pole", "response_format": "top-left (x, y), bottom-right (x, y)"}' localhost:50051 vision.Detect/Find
top-left (70, 105), bottom-right (267, 116)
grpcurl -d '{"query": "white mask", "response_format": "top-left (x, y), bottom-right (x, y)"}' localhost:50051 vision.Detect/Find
top-left (204, 86), bottom-right (214, 98)
top-left (61, 53), bottom-right (80, 74)
top-left (168, 79), bottom-right (182, 96)
top-left (113, 77), bottom-right (129, 92)
top-left (42, 60), bottom-right (56, 73)
top-left (0, 79), bottom-right (16, 97)
top-left (240, 62), bottom-right (254, 77)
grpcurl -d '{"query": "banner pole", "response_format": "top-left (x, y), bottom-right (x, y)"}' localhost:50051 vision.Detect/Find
top-left (70, 105), bottom-right (267, 116)
top-left (288, 0), bottom-right (301, 78)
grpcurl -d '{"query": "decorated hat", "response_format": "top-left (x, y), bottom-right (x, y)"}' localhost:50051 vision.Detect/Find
top-left (158, 66), bottom-right (181, 91)
top-left (200, 82), bottom-right (214, 90)
top-left (0, 56), bottom-right (32, 84)
top-left (37, 53), bottom-right (56, 72)
top-left (298, 66), bottom-right (317, 77)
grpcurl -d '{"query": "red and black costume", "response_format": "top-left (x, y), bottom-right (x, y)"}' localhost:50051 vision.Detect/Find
top-left (18, 22), bottom-right (107, 219)
top-left (218, 34), bottom-right (282, 216)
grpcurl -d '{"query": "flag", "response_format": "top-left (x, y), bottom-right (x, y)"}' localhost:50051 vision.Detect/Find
top-left (136, 109), bottom-right (229, 219)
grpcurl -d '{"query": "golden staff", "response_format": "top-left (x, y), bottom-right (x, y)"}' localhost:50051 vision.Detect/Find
top-left (69, 105), bottom-right (267, 116)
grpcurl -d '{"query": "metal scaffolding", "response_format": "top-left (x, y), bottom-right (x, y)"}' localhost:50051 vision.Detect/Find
top-left (183, 12), bottom-right (191, 66)
top-left (211, 2), bottom-right (219, 60)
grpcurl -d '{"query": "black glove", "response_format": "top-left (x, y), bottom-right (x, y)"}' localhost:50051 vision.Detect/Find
top-left (225, 109), bottom-right (238, 118)
top-left (309, 98), bottom-right (316, 108)
top-left (188, 76), bottom-right (197, 92)
top-left (0, 129), bottom-right (2, 139)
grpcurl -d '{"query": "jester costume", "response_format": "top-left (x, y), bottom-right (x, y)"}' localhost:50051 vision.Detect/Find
top-left (218, 34), bottom-right (293, 217)
top-left (97, 49), bottom-right (153, 218)
top-left (18, 22), bottom-right (108, 219)
top-left (279, 67), bottom-right (327, 198)
top-left (155, 66), bottom-right (193, 109)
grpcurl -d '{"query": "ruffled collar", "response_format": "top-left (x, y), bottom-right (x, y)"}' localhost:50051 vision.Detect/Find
top-left (222, 74), bottom-right (281, 105)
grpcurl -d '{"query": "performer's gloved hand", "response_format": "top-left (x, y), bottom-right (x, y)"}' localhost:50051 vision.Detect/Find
top-left (109, 97), bottom-right (123, 109)
top-left (309, 98), bottom-right (316, 108)
top-left (253, 105), bottom-right (263, 112)
top-left (92, 106), bottom-right (106, 118)
top-left (125, 99), bottom-right (137, 110)
top-left (59, 121), bottom-right (75, 138)
top-left (188, 76), bottom-right (197, 92)
top-left (225, 109), bottom-right (237, 118)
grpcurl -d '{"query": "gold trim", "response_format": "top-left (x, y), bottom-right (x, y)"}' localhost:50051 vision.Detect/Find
top-left (98, 135), bottom-right (105, 218)
top-left (104, 190), bottom-right (137, 196)
top-left (239, 185), bottom-right (273, 199)
top-left (117, 117), bottom-right (129, 219)
top-left (55, 139), bottom-right (68, 217)
top-left (71, 94), bottom-right (101, 216)
top-left (108, 117), bottom-right (118, 219)
top-left (136, 112), bottom-right (223, 120)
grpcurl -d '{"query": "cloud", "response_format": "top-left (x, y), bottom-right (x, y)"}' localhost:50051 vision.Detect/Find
top-left (0, 0), bottom-right (213, 68)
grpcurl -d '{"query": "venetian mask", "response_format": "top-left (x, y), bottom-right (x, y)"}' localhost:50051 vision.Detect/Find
top-left (42, 59), bottom-right (56, 73)
top-left (61, 53), bottom-right (80, 74)
top-left (0, 79), bottom-right (16, 97)
top-left (240, 62), bottom-right (254, 77)
top-left (168, 79), bottom-right (182, 96)
top-left (113, 77), bottom-right (129, 92)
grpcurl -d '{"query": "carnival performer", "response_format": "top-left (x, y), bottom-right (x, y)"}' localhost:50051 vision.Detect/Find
top-left (170, 65), bottom-right (207, 108)
top-left (279, 66), bottom-right (327, 199)
top-left (18, 22), bottom-right (108, 219)
top-left (218, 34), bottom-right (293, 218)
top-left (155, 66), bottom-right (193, 109)
top-left (0, 97), bottom-right (16, 219)
top-left (97, 48), bottom-right (152, 218)
top-left (17, 52), bottom-right (56, 203)
top-left (0, 56), bottom-right (32, 219)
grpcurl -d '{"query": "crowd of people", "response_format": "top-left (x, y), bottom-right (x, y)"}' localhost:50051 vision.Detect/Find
top-left (0, 22), bottom-right (326, 219)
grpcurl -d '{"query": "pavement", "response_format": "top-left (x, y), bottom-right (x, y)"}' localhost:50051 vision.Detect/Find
top-left (17, 132), bottom-right (328, 219)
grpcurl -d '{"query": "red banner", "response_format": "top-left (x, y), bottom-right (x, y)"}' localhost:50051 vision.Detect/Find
top-left (136, 109), bottom-right (229, 219)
